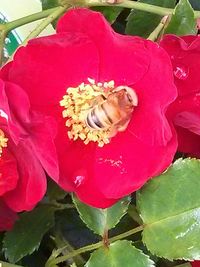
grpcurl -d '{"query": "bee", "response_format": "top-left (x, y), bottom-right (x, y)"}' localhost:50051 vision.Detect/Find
top-left (85, 86), bottom-right (138, 136)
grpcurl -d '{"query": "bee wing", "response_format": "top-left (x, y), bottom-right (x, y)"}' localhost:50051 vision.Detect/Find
top-left (82, 94), bottom-right (106, 111)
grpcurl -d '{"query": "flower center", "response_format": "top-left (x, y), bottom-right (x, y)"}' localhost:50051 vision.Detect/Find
top-left (0, 129), bottom-right (8, 157)
top-left (60, 78), bottom-right (138, 147)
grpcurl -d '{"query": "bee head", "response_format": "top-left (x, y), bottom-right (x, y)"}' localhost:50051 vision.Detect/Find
top-left (113, 86), bottom-right (138, 109)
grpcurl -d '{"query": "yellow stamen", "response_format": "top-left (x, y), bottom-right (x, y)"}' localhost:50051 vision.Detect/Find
top-left (60, 78), bottom-right (136, 147)
top-left (60, 78), bottom-right (116, 147)
top-left (0, 129), bottom-right (8, 157)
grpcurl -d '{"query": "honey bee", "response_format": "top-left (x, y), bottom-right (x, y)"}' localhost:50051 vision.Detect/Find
top-left (85, 86), bottom-right (138, 136)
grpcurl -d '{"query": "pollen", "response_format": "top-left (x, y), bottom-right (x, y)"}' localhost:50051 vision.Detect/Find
top-left (60, 78), bottom-right (116, 147)
top-left (0, 129), bottom-right (8, 157)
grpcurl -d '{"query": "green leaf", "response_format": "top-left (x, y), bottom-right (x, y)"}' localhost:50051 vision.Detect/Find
top-left (137, 158), bottom-right (200, 261)
top-left (3, 205), bottom-right (56, 263)
top-left (73, 195), bottom-right (130, 236)
top-left (92, 7), bottom-right (123, 24)
top-left (189, 0), bottom-right (200, 10)
top-left (56, 208), bottom-right (100, 248)
top-left (40, 0), bottom-right (60, 28)
top-left (125, 0), bottom-right (176, 38)
top-left (165, 0), bottom-right (197, 35)
top-left (40, 0), bottom-right (59, 10)
top-left (47, 180), bottom-right (67, 201)
top-left (85, 240), bottom-right (155, 267)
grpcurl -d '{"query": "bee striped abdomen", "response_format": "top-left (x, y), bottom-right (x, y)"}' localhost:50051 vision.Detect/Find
top-left (86, 109), bottom-right (103, 129)
top-left (86, 103), bottom-right (112, 130)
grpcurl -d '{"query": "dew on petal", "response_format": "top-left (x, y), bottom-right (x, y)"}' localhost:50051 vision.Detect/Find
top-left (74, 175), bottom-right (85, 188)
top-left (173, 65), bottom-right (189, 80)
top-left (98, 157), bottom-right (128, 175)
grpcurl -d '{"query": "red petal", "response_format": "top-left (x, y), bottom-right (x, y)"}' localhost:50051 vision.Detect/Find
top-left (91, 125), bottom-right (177, 199)
top-left (169, 92), bottom-right (200, 135)
top-left (0, 79), bottom-right (23, 143)
top-left (0, 61), bottom-right (12, 80)
top-left (56, 116), bottom-right (177, 202)
top-left (6, 32), bottom-right (99, 110)
top-left (0, 79), bottom-right (59, 180)
top-left (55, 116), bottom-right (96, 191)
top-left (28, 114), bottom-right (59, 181)
top-left (75, 183), bottom-right (118, 208)
top-left (4, 139), bottom-right (47, 212)
top-left (57, 8), bottom-right (150, 85)
top-left (0, 147), bottom-right (19, 196)
top-left (160, 35), bottom-right (200, 97)
top-left (0, 200), bottom-right (18, 231)
top-left (54, 118), bottom-right (118, 207)
top-left (160, 35), bottom-right (200, 159)
top-left (192, 261), bottom-right (200, 267)
top-left (68, 126), bottom-right (177, 202)
top-left (126, 40), bottom-right (177, 146)
top-left (176, 126), bottom-right (200, 158)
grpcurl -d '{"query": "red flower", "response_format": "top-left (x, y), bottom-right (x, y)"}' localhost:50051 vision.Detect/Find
top-left (1, 8), bottom-right (177, 208)
top-left (192, 261), bottom-right (200, 267)
top-left (160, 35), bottom-right (200, 157)
top-left (0, 77), bottom-right (58, 231)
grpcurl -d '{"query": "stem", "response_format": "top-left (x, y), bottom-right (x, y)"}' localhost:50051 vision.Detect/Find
top-left (147, 16), bottom-right (169, 41)
top-left (195, 11), bottom-right (200, 19)
top-left (45, 241), bottom-right (103, 267)
top-left (21, 5), bottom-right (68, 47)
top-left (128, 204), bottom-right (143, 225)
top-left (109, 225), bottom-right (144, 243)
top-left (1, 0), bottom-right (200, 39)
top-left (53, 203), bottom-right (75, 209)
top-left (46, 225), bottom-right (143, 266)
top-left (8, 5), bottom-right (68, 62)
top-left (89, 0), bottom-right (200, 18)
top-left (88, 0), bottom-right (173, 16)
top-left (53, 231), bottom-right (85, 265)
top-left (0, 27), bottom-right (6, 66)
top-left (5, 7), bottom-right (59, 32)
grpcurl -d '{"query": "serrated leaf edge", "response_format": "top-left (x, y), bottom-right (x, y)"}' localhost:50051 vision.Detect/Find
top-left (142, 230), bottom-right (200, 262)
top-left (73, 195), bottom-right (130, 236)
top-left (3, 207), bottom-right (56, 263)
top-left (73, 195), bottom-right (105, 236)
top-left (85, 240), bottom-right (155, 267)
top-left (139, 158), bottom-right (200, 261)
